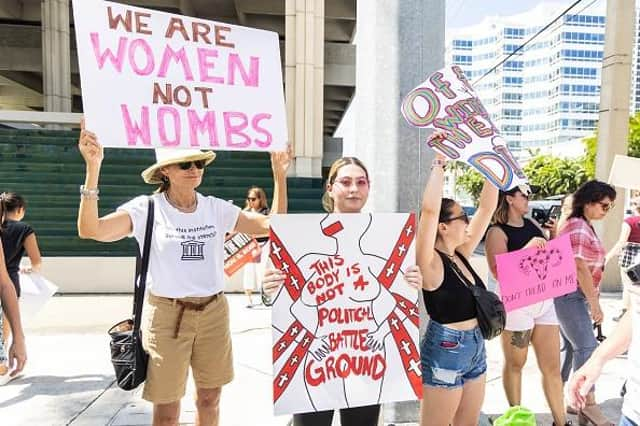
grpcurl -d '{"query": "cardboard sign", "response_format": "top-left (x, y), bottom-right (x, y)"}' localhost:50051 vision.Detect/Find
top-left (401, 65), bottom-right (527, 191)
top-left (73, 0), bottom-right (287, 151)
top-left (608, 155), bottom-right (640, 189)
top-left (269, 213), bottom-right (421, 415)
top-left (223, 233), bottom-right (260, 277)
top-left (495, 234), bottom-right (577, 312)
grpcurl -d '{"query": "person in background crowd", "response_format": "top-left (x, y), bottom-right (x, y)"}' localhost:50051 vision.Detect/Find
top-left (556, 194), bottom-right (574, 232)
top-left (485, 185), bottom-right (568, 426)
top-left (605, 196), bottom-right (640, 322)
top-left (242, 186), bottom-right (270, 308)
top-left (0, 200), bottom-right (27, 385)
top-left (567, 280), bottom-right (639, 426)
top-left (0, 192), bottom-right (42, 350)
top-left (555, 180), bottom-right (616, 426)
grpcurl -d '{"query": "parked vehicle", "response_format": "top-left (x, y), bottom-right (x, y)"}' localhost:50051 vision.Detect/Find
top-left (527, 198), bottom-right (562, 227)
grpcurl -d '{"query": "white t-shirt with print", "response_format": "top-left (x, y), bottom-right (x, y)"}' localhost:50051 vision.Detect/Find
top-left (118, 192), bottom-right (240, 298)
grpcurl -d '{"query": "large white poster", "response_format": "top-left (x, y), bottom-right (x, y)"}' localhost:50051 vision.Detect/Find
top-left (269, 213), bottom-right (421, 415)
top-left (609, 155), bottom-right (640, 189)
top-left (73, 0), bottom-right (287, 151)
top-left (401, 65), bottom-right (528, 191)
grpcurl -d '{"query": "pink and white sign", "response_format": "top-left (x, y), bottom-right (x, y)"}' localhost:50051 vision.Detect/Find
top-left (401, 65), bottom-right (527, 191)
top-left (73, 0), bottom-right (286, 151)
top-left (495, 234), bottom-right (577, 312)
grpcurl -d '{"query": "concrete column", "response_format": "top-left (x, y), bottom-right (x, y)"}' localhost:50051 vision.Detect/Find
top-left (41, 0), bottom-right (71, 115)
top-left (285, 0), bottom-right (324, 178)
top-left (595, 0), bottom-right (634, 291)
top-left (354, 0), bottom-right (445, 423)
top-left (355, 0), bottom-right (444, 212)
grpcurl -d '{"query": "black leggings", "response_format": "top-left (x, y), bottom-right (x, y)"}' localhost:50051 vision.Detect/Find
top-left (292, 405), bottom-right (381, 426)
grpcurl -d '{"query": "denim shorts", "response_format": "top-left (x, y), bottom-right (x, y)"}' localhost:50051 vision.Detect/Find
top-left (420, 320), bottom-right (486, 388)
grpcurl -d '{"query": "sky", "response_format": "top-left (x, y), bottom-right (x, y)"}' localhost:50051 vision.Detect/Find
top-left (446, 0), bottom-right (580, 29)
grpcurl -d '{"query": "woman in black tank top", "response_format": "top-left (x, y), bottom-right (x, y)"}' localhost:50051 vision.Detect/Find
top-left (416, 149), bottom-right (498, 426)
top-left (485, 186), bottom-right (569, 426)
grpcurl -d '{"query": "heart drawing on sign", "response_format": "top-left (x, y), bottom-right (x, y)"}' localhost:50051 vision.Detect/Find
top-left (518, 248), bottom-right (563, 281)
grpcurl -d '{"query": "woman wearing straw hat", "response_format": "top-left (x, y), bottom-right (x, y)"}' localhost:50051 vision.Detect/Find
top-left (77, 120), bottom-right (291, 426)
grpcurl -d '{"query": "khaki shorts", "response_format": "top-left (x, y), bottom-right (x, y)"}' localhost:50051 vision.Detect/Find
top-left (141, 292), bottom-right (233, 404)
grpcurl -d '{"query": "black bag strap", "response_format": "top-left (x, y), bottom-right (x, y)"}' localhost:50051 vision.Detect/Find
top-left (133, 197), bottom-right (154, 332)
top-left (436, 249), bottom-right (475, 288)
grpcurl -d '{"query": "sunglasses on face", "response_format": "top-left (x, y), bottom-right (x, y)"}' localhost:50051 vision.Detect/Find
top-left (598, 201), bottom-right (614, 212)
top-left (443, 212), bottom-right (470, 225)
top-left (178, 160), bottom-right (206, 170)
top-left (247, 197), bottom-right (258, 202)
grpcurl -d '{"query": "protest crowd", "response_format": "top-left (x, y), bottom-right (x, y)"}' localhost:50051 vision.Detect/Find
top-left (2, 3), bottom-right (640, 426)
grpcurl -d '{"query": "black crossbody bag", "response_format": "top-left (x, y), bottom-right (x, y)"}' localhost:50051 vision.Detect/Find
top-left (108, 197), bottom-right (154, 390)
top-left (442, 251), bottom-right (506, 340)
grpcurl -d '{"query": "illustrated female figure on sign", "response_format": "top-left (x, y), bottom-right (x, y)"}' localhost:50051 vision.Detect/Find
top-left (264, 157), bottom-right (422, 425)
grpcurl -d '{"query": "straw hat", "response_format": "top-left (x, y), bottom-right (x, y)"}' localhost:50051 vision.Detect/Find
top-left (141, 148), bottom-right (216, 184)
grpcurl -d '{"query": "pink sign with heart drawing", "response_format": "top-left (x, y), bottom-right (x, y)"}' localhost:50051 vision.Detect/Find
top-left (495, 233), bottom-right (578, 312)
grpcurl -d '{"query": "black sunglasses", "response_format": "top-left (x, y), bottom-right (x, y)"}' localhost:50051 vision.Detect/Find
top-left (247, 197), bottom-right (257, 201)
top-left (443, 212), bottom-right (470, 225)
top-left (178, 160), bottom-right (206, 170)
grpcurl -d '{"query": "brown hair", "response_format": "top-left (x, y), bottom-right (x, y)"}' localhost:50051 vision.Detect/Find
top-left (244, 186), bottom-right (269, 211)
top-left (569, 180), bottom-right (616, 219)
top-left (321, 157), bottom-right (370, 212)
top-left (0, 192), bottom-right (26, 231)
top-left (492, 193), bottom-right (511, 225)
top-left (0, 192), bottom-right (26, 214)
top-left (155, 175), bottom-right (170, 193)
top-left (436, 198), bottom-right (460, 239)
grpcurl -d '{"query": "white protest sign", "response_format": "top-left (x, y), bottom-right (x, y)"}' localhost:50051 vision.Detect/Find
top-left (609, 155), bottom-right (640, 189)
top-left (73, 0), bottom-right (286, 151)
top-left (401, 65), bottom-right (528, 191)
top-left (268, 213), bottom-right (421, 415)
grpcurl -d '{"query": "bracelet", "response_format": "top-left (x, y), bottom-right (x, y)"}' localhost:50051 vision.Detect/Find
top-left (80, 185), bottom-right (100, 200)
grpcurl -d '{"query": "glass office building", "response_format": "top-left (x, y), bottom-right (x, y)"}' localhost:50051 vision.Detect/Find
top-left (447, 3), bottom-right (609, 160)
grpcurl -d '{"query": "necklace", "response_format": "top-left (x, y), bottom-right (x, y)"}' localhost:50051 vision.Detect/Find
top-left (440, 250), bottom-right (456, 261)
top-left (164, 191), bottom-right (197, 213)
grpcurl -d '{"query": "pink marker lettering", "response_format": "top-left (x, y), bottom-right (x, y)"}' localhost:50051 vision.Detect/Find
top-left (121, 105), bottom-right (151, 146)
top-left (158, 107), bottom-right (181, 146)
top-left (90, 33), bottom-right (127, 72)
top-left (224, 111), bottom-right (251, 148)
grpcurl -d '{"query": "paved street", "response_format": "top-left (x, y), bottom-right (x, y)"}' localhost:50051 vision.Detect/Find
top-left (0, 292), bottom-right (630, 426)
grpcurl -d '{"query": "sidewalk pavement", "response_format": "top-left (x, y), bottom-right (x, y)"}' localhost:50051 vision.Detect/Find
top-left (0, 292), bottom-right (630, 426)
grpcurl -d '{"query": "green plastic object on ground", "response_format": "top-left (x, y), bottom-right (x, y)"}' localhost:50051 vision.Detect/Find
top-left (492, 406), bottom-right (537, 426)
